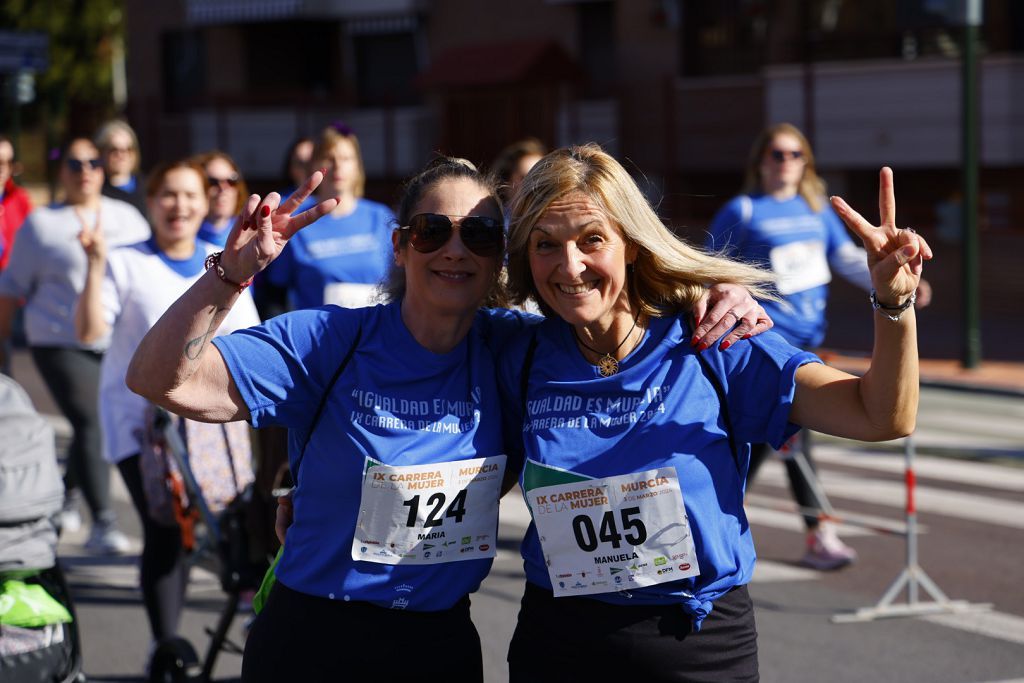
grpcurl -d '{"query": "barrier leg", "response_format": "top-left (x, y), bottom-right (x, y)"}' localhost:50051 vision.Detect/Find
top-left (832, 434), bottom-right (992, 622)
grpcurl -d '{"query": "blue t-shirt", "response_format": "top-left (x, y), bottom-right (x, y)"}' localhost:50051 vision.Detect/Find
top-left (265, 198), bottom-right (395, 310)
top-left (197, 220), bottom-right (233, 248)
top-left (212, 302), bottom-right (531, 611)
top-left (498, 313), bottom-right (819, 628)
top-left (707, 194), bottom-right (856, 348)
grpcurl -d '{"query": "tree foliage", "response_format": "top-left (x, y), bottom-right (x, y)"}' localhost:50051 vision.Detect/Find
top-left (1, 0), bottom-right (125, 128)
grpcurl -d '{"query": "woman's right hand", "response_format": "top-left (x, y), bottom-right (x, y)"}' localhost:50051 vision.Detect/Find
top-left (218, 170), bottom-right (340, 285)
top-left (275, 492), bottom-right (294, 545)
top-left (75, 208), bottom-right (106, 268)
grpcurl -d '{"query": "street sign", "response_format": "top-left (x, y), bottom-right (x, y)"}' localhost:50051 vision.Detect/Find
top-left (0, 30), bottom-right (49, 74)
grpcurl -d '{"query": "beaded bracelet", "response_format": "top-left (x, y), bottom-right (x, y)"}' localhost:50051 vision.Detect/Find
top-left (204, 251), bottom-right (253, 292)
top-left (870, 289), bottom-right (916, 322)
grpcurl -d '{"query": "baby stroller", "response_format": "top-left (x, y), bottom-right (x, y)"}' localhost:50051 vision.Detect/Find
top-left (142, 407), bottom-right (268, 683)
top-left (0, 375), bottom-right (85, 683)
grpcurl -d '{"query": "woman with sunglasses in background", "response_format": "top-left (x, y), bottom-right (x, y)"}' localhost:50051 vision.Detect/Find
top-left (263, 123), bottom-right (395, 311)
top-left (0, 137), bottom-right (150, 554)
top-left (124, 154), bottom-right (764, 681)
top-left (197, 150), bottom-right (249, 248)
top-left (707, 123), bottom-right (931, 570)
top-left (95, 119), bottom-right (147, 215)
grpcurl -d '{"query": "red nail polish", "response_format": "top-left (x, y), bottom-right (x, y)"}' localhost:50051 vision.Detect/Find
top-left (742, 333), bottom-right (751, 340)
top-left (720, 340), bottom-right (731, 351)
top-left (319, 167), bottom-right (327, 176)
top-left (261, 205), bottom-right (271, 217)
top-left (698, 341), bottom-right (709, 352)
top-left (690, 336), bottom-right (701, 348)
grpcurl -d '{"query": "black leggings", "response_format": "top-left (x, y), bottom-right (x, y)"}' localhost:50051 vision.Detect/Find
top-left (31, 346), bottom-right (113, 523)
top-left (118, 454), bottom-right (190, 642)
top-left (747, 431), bottom-right (822, 530)
top-left (242, 581), bottom-right (483, 683)
top-left (508, 582), bottom-right (758, 682)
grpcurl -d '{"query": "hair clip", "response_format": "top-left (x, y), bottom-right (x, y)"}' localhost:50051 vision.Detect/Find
top-left (331, 121), bottom-right (354, 136)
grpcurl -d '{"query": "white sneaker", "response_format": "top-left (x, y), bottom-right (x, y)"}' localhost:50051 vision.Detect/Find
top-left (59, 496), bottom-right (83, 534)
top-left (84, 521), bottom-right (131, 555)
top-left (800, 522), bottom-right (857, 571)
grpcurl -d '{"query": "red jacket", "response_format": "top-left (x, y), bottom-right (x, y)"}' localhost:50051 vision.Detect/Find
top-left (0, 179), bottom-right (32, 270)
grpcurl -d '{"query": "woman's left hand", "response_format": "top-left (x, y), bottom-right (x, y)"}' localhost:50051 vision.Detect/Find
top-left (692, 283), bottom-right (774, 351)
top-left (830, 167), bottom-right (933, 307)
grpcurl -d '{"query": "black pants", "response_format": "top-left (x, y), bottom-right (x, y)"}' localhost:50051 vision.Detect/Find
top-left (118, 454), bottom-right (190, 642)
top-left (508, 583), bottom-right (758, 683)
top-left (747, 431), bottom-right (821, 530)
top-left (242, 581), bottom-right (483, 683)
top-left (31, 346), bottom-right (113, 524)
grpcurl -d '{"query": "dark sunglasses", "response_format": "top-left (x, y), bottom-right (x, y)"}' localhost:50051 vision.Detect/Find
top-left (66, 158), bottom-right (103, 173)
top-left (208, 174), bottom-right (240, 187)
top-left (769, 149), bottom-right (804, 163)
top-left (398, 213), bottom-right (505, 257)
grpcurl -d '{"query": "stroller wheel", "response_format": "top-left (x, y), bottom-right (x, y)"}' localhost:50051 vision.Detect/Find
top-left (148, 637), bottom-right (200, 683)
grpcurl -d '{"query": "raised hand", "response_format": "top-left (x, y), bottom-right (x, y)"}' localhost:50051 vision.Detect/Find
top-left (217, 169), bottom-right (340, 285)
top-left (75, 207), bottom-right (106, 266)
top-left (830, 167), bottom-right (933, 307)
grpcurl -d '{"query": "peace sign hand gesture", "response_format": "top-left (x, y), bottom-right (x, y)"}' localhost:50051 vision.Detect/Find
top-left (830, 167), bottom-right (933, 308)
top-left (216, 169), bottom-right (339, 285)
top-left (75, 207), bottom-right (106, 268)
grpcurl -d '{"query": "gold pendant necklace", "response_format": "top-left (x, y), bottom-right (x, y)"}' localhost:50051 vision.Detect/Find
top-left (572, 313), bottom-right (641, 377)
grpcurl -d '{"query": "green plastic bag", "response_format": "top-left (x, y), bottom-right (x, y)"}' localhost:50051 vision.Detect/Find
top-left (252, 546), bottom-right (283, 615)
top-left (0, 580), bottom-right (73, 627)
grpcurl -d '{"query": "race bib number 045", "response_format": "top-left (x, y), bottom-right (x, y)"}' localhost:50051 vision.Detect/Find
top-left (351, 455), bottom-right (505, 565)
top-left (527, 467), bottom-right (699, 597)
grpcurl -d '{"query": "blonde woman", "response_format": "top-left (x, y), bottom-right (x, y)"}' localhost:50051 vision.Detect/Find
top-left (708, 123), bottom-right (930, 570)
top-left (500, 144), bottom-right (930, 681)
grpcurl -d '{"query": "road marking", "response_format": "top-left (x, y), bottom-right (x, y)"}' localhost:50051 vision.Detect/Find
top-left (756, 462), bottom-right (1024, 530)
top-left (922, 609), bottom-right (1024, 647)
top-left (811, 445), bottom-right (1024, 492)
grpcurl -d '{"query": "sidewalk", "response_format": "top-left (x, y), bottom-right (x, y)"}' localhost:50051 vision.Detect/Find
top-left (820, 349), bottom-right (1024, 397)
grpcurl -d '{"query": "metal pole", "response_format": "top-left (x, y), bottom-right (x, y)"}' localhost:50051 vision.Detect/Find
top-left (961, 0), bottom-right (982, 368)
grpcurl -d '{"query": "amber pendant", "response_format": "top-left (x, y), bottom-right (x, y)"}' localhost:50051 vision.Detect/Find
top-left (597, 354), bottom-right (620, 377)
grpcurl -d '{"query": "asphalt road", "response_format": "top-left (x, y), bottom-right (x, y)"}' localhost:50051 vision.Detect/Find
top-left (11, 349), bottom-right (1024, 683)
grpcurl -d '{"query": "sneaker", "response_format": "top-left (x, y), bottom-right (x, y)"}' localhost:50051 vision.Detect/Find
top-left (800, 522), bottom-right (857, 570)
top-left (59, 496), bottom-right (83, 534)
top-left (84, 520), bottom-right (132, 555)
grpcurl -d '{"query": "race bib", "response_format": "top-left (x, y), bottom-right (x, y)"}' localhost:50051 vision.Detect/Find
top-left (351, 455), bottom-right (505, 565)
top-left (526, 466), bottom-right (699, 597)
top-left (769, 240), bottom-right (831, 295)
top-left (324, 282), bottom-right (378, 308)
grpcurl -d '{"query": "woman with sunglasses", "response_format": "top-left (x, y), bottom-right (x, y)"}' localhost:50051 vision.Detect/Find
top-left (499, 144), bottom-right (929, 681)
top-left (0, 137), bottom-right (150, 555)
top-left (95, 119), bottom-right (147, 215)
top-left (263, 124), bottom-right (396, 311)
top-left (124, 154), bottom-right (764, 681)
top-left (707, 123), bottom-right (930, 571)
top-left (197, 150), bottom-right (249, 248)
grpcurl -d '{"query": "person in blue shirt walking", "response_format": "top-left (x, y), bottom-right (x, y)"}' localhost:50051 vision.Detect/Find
top-left (707, 123), bottom-right (930, 569)
top-left (264, 123), bottom-right (396, 311)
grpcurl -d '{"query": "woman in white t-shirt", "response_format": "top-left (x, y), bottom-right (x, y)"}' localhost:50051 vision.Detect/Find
top-left (74, 159), bottom-right (260, 656)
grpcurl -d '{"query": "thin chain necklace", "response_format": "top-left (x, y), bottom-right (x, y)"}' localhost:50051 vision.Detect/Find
top-left (571, 313), bottom-right (641, 377)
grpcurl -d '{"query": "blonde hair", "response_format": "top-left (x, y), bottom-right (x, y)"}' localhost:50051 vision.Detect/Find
top-left (311, 125), bottom-right (366, 198)
top-left (94, 119), bottom-right (140, 173)
top-left (742, 122), bottom-right (827, 212)
top-left (507, 144), bottom-right (775, 319)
